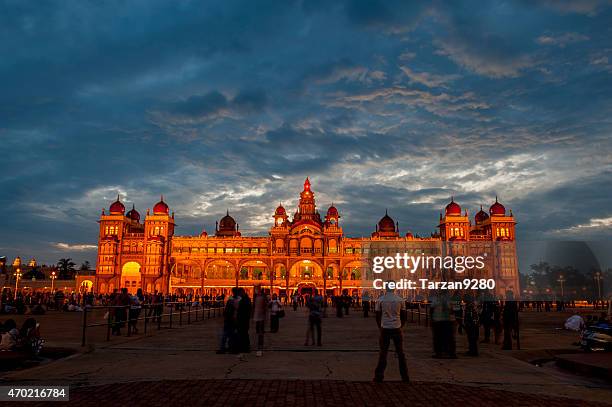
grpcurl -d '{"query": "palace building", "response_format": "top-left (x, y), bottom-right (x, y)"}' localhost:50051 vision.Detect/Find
top-left (95, 178), bottom-right (519, 298)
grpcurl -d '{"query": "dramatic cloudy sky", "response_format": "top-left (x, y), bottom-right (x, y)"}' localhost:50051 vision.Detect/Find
top-left (1, 0), bottom-right (611, 268)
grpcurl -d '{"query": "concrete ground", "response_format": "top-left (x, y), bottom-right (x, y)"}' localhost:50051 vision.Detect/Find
top-left (1, 306), bottom-right (611, 405)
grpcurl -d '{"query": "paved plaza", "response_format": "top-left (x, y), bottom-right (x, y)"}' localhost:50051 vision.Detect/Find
top-left (1, 307), bottom-right (611, 405)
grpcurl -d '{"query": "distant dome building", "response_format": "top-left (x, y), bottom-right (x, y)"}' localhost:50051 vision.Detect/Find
top-left (216, 210), bottom-right (239, 237)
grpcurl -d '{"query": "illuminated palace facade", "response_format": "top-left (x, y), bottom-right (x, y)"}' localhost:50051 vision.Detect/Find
top-left (95, 179), bottom-right (519, 298)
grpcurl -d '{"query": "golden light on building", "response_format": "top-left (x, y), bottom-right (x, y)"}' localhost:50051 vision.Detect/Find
top-left (94, 179), bottom-right (519, 297)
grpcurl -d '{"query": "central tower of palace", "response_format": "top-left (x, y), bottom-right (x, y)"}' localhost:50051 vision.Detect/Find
top-left (293, 177), bottom-right (322, 224)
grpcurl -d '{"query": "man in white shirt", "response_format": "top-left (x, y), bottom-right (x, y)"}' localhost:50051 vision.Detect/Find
top-left (374, 285), bottom-right (409, 382)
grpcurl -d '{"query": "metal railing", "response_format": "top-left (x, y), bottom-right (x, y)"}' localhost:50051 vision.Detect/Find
top-left (406, 302), bottom-right (430, 327)
top-left (81, 301), bottom-right (223, 346)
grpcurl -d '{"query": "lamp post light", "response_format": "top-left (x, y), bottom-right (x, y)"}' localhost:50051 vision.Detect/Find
top-left (594, 272), bottom-right (603, 301)
top-left (50, 271), bottom-right (57, 293)
top-left (13, 268), bottom-right (22, 300)
top-left (557, 275), bottom-right (566, 298)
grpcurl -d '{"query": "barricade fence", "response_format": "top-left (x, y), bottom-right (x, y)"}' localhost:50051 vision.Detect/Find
top-left (81, 301), bottom-right (223, 346)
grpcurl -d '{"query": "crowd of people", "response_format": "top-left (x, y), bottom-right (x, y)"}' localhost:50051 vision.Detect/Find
top-left (212, 286), bottom-right (612, 383)
top-left (0, 289), bottom-right (96, 314)
top-left (2, 283), bottom-right (610, 378)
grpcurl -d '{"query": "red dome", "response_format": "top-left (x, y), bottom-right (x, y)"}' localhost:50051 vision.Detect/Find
top-left (378, 210), bottom-right (396, 233)
top-left (445, 198), bottom-right (461, 216)
top-left (489, 197), bottom-right (505, 216)
top-left (153, 196), bottom-right (169, 215)
top-left (109, 195), bottom-right (125, 214)
top-left (327, 204), bottom-right (339, 218)
top-left (200, 229), bottom-right (208, 237)
top-left (405, 232), bottom-right (413, 238)
top-left (475, 205), bottom-right (489, 224)
top-left (275, 204), bottom-right (286, 216)
top-left (126, 204), bottom-right (140, 222)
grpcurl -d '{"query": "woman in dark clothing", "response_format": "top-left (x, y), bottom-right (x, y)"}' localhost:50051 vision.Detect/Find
top-left (236, 288), bottom-right (252, 353)
top-left (502, 292), bottom-right (519, 350)
top-left (463, 294), bottom-right (479, 356)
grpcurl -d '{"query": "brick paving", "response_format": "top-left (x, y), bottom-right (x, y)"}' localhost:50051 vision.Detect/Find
top-left (4, 310), bottom-right (611, 405)
top-left (18, 379), bottom-right (607, 406)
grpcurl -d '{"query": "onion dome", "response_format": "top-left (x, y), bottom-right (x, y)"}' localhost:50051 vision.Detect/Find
top-left (275, 203), bottom-right (286, 216)
top-left (445, 197), bottom-right (461, 216)
top-left (153, 195), bottom-right (169, 215)
top-left (405, 232), bottom-right (413, 238)
top-left (475, 205), bottom-right (489, 224)
top-left (489, 196), bottom-right (506, 216)
top-left (327, 204), bottom-right (339, 218)
top-left (378, 210), bottom-right (396, 233)
top-left (219, 210), bottom-right (237, 231)
top-left (109, 195), bottom-right (125, 214)
top-left (200, 229), bottom-right (208, 237)
top-left (126, 204), bottom-right (140, 222)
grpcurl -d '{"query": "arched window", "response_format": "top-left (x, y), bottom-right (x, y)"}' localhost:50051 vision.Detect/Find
top-left (275, 239), bottom-right (284, 253)
top-left (328, 239), bottom-right (337, 254)
top-left (300, 238), bottom-right (313, 253)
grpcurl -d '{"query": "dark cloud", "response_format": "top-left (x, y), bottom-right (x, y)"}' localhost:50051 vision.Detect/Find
top-left (169, 92), bottom-right (229, 119)
top-left (233, 89), bottom-right (268, 113)
top-left (0, 0), bottom-right (610, 266)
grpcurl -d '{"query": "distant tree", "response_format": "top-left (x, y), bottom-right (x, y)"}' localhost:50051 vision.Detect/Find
top-left (22, 266), bottom-right (45, 280)
top-left (57, 258), bottom-right (77, 280)
top-left (80, 261), bottom-right (91, 271)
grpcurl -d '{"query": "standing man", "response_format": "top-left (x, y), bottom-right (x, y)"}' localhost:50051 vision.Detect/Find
top-left (362, 290), bottom-right (371, 318)
top-left (502, 291), bottom-right (519, 350)
top-left (306, 289), bottom-right (323, 346)
top-left (480, 293), bottom-right (494, 343)
top-left (236, 288), bottom-right (252, 353)
top-left (217, 287), bottom-right (239, 354)
top-left (374, 285), bottom-right (409, 383)
top-left (463, 293), bottom-right (479, 356)
top-left (253, 285), bottom-right (268, 357)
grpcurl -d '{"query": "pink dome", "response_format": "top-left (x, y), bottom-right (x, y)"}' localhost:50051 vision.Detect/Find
top-left (126, 204), bottom-right (140, 222)
top-left (445, 198), bottom-right (461, 216)
top-left (153, 196), bottom-right (169, 215)
top-left (109, 195), bottom-right (125, 214)
top-left (489, 197), bottom-right (506, 216)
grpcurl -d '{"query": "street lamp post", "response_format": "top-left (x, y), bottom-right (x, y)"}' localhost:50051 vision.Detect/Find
top-left (594, 272), bottom-right (603, 301)
top-left (13, 268), bottom-right (22, 300)
top-left (50, 271), bottom-right (57, 293)
top-left (557, 275), bottom-right (566, 299)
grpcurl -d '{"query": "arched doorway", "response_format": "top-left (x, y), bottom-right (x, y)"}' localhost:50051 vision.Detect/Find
top-left (297, 282), bottom-right (317, 296)
top-left (340, 261), bottom-right (367, 296)
top-left (121, 261), bottom-right (142, 294)
top-left (171, 260), bottom-right (203, 294)
top-left (204, 260), bottom-right (236, 298)
top-left (80, 280), bottom-right (93, 293)
top-left (289, 260), bottom-right (323, 295)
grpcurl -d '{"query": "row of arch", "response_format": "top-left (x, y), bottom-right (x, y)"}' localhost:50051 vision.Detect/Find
top-left (171, 259), bottom-right (368, 281)
top-left (112, 260), bottom-right (369, 294)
